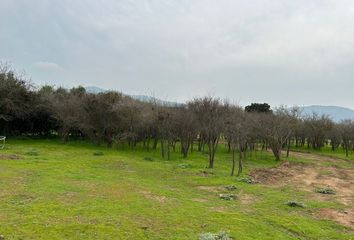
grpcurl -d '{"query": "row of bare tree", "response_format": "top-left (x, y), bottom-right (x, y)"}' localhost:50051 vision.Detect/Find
top-left (1, 64), bottom-right (353, 175)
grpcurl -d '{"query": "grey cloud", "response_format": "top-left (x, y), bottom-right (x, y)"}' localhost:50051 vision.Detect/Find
top-left (34, 61), bottom-right (63, 71)
top-left (0, 0), bottom-right (353, 108)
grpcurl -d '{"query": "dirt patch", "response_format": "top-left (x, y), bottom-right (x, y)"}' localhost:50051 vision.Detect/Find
top-left (140, 190), bottom-right (167, 203)
top-left (290, 151), bottom-right (341, 163)
top-left (209, 206), bottom-right (227, 212)
top-left (250, 160), bottom-right (354, 206)
top-left (199, 170), bottom-right (214, 177)
top-left (58, 191), bottom-right (81, 205)
top-left (250, 161), bottom-right (302, 185)
top-left (192, 198), bottom-right (208, 203)
top-left (251, 151), bottom-right (354, 228)
top-left (0, 154), bottom-right (21, 160)
top-left (239, 193), bottom-right (258, 205)
top-left (317, 208), bottom-right (354, 229)
top-left (197, 186), bottom-right (223, 193)
top-left (114, 160), bottom-right (127, 169)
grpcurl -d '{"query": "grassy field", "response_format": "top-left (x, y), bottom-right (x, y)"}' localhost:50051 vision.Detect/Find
top-left (290, 145), bottom-right (354, 162)
top-left (0, 139), bottom-right (353, 239)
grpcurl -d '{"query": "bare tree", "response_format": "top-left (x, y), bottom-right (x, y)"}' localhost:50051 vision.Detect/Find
top-left (338, 119), bottom-right (354, 157)
top-left (80, 91), bottom-right (124, 147)
top-left (256, 107), bottom-right (295, 161)
top-left (188, 97), bottom-right (225, 168)
top-left (224, 106), bottom-right (248, 176)
top-left (304, 113), bottom-right (333, 150)
top-left (51, 87), bottom-right (84, 142)
top-left (174, 106), bottom-right (197, 158)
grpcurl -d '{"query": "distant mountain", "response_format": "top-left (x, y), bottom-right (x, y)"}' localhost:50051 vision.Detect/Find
top-left (129, 95), bottom-right (180, 106)
top-left (85, 86), bottom-right (180, 106)
top-left (85, 86), bottom-right (106, 94)
top-left (300, 105), bottom-right (354, 122)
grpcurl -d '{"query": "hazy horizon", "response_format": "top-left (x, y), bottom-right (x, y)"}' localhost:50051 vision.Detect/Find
top-left (1, 1), bottom-right (354, 109)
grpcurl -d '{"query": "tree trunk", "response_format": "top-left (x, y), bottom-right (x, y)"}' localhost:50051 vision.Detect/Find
top-left (272, 147), bottom-right (281, 161)
top-left (286, 139), bottom-right (291, 158)
top-left (161, 140), bottom-right (165, 159)
top-left (208, 142), bottom-right (214, 168)
top-left (231, 148), bottom-right (235, 176)
top-left (238, 144), bottom-right (243, 176)
top-left (153, 138), bottom-right (158, 150)
top-left (167, 140), bottom-right (171, 160)
top-left (146, 138), bottom-right (150, 152)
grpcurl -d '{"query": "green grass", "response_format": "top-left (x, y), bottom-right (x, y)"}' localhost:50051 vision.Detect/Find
top-left (291, 145), bottom-right (354, 161)
top-left (0, 139), bottom-right (352, 239)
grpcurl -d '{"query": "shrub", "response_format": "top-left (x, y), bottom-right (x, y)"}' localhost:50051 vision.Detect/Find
top-left (219, 194), bottom-right (236, 201)
top-left (237, 177), bottom-right (256, 184)
top-left (177, 163), bottom-right (192, 169)
top-left (316, 187), bottom-right (335, 195)
top-left (286, 201), bottom-right (305, 208)
top-left (26, 149), bottom-right (39, 156)
top-left (225, 185), bottom-right (237, 191)
top-left (199, 231), bottom-right (233, 240)
top-left (93, 151), bottom-right (104, 156)
top-left (143, 156), bottom-right (154, 161)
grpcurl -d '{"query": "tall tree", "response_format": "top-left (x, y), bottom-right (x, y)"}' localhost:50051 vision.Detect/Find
top-left (189, 97), bottom-right (225, 168)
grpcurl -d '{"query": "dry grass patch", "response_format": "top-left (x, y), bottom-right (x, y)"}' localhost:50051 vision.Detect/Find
top-left (317, 208), bottom-right (354, 229)
top-left (192, 198), bottom-right (208, 203)
top-left (238, 193), bottom-right (258, 205)
top-left (251, 151), bottom-right (354, 229)
top-left (0, 154), bottom-right (21, 160)
top-left (209, 206), bottom-right (228, 213)
top-left (197, 186), bottom-right (223, 193)
top-left (139, 190), bottom-right (168, 203)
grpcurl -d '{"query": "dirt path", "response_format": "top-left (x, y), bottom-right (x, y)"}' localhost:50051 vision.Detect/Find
top-left (251, 151), bottom-right (354, 229)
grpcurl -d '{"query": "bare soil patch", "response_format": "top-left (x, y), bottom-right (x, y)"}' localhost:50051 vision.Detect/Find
top-left (192, 198), bottom-right (208, 203)
top-left (209, 206), bottom-right (227, 212)
top-left (114, 160), bottom-right (127, 169)
top-left (140, 190), bottom-right (167, 203)
top-left (238, 191), bottom-right (258, 205)
top-left (318, 208), bottom-right (354, 229)
top-left (199, 170), bottom-right (214, 177)
top-left (197, 186), bottom-right (224, 193)
top-left (290, 151), bottom-right (342, 163)
top-left (251, 151), bottom-right (354, 228)
top-left (0, 154), bottom-right (21, 160)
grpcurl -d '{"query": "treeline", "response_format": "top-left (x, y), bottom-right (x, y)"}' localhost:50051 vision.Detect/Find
top-left (1, 64), bottom-right (353, 175)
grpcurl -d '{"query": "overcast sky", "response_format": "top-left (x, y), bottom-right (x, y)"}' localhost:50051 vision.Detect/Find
top-left (0, 0), bottom-right (353, 108)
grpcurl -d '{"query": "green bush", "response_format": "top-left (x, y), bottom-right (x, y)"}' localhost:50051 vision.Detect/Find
top-left (26, 149), bottom-right (39, 156)
top-left (219, 194), bottom-right (236, 201)
top-left (237, 177), bottom-right (256, 184)
top-left (286, 201), bottom-right (305, 208)
top-left (93, 151), bottom-right (104, 156)
top-left (143, 156), bottom-right (154, 161)
top-left (225, 185), bottom-right (237, 191)
top-left (177, 163), bottom-right (192, 169)
top-left (315, 187), bottom-right (335, 195)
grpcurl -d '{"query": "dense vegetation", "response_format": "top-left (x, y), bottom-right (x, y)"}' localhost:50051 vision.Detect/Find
top-left (1, 63), bottom-right (353, 177)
